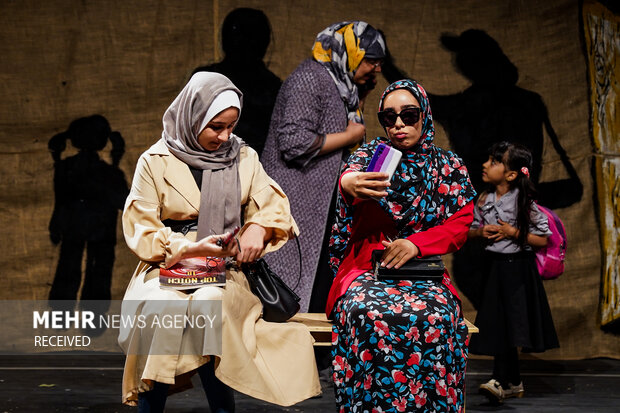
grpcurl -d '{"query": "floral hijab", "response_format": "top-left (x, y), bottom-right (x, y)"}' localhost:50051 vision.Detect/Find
top-left (328, 79), bottom-right (476, 275)
top-left (311, 21), bottom-right (385, 124)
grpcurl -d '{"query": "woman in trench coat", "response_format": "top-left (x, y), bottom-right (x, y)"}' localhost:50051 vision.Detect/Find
top-left (118, 72), bottom-right (320, 412)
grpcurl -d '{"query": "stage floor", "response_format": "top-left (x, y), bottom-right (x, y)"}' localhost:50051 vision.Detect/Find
top-left (1, 355), bottom-right (619, 412)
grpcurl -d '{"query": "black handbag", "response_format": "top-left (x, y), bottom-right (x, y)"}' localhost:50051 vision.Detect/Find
top-left (371, 249), bottom-right (445, 281)
top-left (242, 237), bottom-right (302, 322)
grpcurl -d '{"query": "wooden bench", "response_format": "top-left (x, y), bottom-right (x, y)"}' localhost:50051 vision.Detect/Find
top-left (291, 313), bottom-right (478, 346)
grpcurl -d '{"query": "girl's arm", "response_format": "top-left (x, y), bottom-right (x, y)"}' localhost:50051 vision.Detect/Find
top-left (467, 193), bottom-right (487, 239)
top-left (526, 233), bottom-right (549, 248)
top-left (468, 224), bottom-right (502, 240)
top-left (468, 226), bottom-right (483, 239)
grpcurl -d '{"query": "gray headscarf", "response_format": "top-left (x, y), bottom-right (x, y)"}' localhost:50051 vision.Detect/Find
top-left (162, 72), bottom-right (244, 240)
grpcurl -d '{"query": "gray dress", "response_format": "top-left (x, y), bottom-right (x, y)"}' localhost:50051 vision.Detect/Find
top-left (261, 59), bottom-right (348, 311)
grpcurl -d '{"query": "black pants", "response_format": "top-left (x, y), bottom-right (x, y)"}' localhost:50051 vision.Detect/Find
top-left (493, 347), bottom-right (521, 386)
top-left (138, 359), bottom-right (235, 413)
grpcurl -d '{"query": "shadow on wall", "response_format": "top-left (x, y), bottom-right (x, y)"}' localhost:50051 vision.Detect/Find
top-left (383, 29), bottom-right (583, 210)
top-left (193, 8), bottom-right (282, 157)
top-left (47, 115), bottom-right (129, 307)
top-left (382, 29), bottom-right (584, 309)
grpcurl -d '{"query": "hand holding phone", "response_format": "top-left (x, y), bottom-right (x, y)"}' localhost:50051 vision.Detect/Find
top-left (366, 143), bottom-right (402, 180)
top-left (364, 143), bottom-right (402, 200)
top-left (216, 226), bottom-right (240, 247)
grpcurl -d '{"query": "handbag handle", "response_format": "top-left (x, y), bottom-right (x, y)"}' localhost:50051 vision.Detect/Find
top-left (290, 234), bottom-right (302, 292)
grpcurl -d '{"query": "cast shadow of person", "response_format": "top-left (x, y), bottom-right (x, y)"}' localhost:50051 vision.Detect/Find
top-left (47, 115), bottom-right (129, 309)
top-left (192, 7), bottom-right (281, 157)
top-left (381, 29), bottom-right (582, 308)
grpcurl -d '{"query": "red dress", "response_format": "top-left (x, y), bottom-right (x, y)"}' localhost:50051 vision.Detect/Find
top-left (325, 198), bottom-right (474, 316)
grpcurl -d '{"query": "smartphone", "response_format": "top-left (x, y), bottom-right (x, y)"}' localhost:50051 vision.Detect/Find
top-left (217, 226), bottom-right (240, 247)
top-left (366, 143), bottom-right (402, 181)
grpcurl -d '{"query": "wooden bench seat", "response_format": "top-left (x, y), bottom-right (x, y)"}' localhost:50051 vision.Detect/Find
top-left (291, 312), bottom-right (478, 346)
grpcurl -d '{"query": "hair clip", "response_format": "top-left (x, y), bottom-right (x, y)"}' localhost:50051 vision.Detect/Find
top-left (520, 167), bottom-right (530, 177)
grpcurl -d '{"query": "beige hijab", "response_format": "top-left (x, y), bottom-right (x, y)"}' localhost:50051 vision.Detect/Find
top-left (162, 72), bottom-right (244, 239)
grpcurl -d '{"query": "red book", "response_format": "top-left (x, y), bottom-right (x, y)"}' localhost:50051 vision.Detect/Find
top-left (159, 257), bottom-right (226, 290)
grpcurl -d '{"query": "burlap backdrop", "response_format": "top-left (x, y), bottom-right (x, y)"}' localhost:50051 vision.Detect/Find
top-left (0, 0), bottom-right (617, 359)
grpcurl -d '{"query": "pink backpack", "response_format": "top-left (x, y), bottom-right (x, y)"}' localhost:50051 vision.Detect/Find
top-left (535, 205), bottom-right (567, 280)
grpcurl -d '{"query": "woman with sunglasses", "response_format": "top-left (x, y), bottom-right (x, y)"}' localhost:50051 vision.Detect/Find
top-left (326, 79), bottom-right (476, 412)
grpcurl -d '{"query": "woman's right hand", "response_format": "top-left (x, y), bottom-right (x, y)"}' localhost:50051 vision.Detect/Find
top-left (345, 120), bottom-right (366, 146)
top-left (183, 232), bottom-right (238, 259)
top-left (341, 171), bottom-right (390, 199)
top-left (319, 121), bottom-right (366, 155)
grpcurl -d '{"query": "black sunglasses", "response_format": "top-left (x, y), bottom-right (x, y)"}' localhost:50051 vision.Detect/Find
top-left (377, 107), bottom-right (421, 128)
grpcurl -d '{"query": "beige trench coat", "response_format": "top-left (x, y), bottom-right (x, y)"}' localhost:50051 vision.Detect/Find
top-left (119, 139), bottom-right (320, 406)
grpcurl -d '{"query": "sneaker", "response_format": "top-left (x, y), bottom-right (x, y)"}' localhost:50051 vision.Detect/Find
top-left (504, 381), bottom-right (524, 398)
top-left (479, 379), bottom-right (504, 403)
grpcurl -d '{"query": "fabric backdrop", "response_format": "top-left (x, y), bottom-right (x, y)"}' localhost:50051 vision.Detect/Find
top-left (0, 0), bottom-right (617, 359)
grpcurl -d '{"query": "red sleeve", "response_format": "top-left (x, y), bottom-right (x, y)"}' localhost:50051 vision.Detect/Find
top-left (338, 170), bottom-right (356, 205)
top-left (406, 201), bottom-right (474, 256)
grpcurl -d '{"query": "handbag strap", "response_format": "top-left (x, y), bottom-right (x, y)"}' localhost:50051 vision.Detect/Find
top-left (290, 235), bottom-right (302, 292)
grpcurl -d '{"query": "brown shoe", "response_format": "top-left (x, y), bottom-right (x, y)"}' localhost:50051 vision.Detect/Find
top-left (479, 379), bottom-right (504, 403)
top-left (504, 381), bottom-right (525, 398)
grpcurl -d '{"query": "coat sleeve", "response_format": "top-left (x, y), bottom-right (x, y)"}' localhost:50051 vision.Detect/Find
top-left (242, 149), bottom-right (299, 253)
top-left (272, 69), bottom-right (329, 168)
top-left (122, 154), bottom-right (192, 267)
top-left (406, 201), bottom-right (474, 257)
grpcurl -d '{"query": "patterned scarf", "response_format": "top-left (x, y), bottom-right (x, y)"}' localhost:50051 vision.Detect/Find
top-left (311, 21), bottom-right (385, 124)
top-left (328, 79), bottom-right (476, 275)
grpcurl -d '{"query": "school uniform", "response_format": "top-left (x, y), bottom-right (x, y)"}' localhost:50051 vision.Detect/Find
top-left (469, 189), bottom-right (559, 356)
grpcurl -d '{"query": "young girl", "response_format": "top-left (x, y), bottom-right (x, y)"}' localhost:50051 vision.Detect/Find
top-left (468, 141), bottom-right (559, 403)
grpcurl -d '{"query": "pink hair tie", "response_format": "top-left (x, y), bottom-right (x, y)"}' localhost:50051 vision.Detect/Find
top-left (521, 167), bottom-right (530, 177)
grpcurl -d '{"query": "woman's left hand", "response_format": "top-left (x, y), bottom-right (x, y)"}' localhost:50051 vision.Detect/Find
top-left (380, 239), bottom-right (419, 269)
top-left (236, 223), bottom-right (269, 263)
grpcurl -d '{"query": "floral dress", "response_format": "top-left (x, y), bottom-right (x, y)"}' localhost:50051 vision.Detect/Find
top-left (326, 79), bottom-right (476, 412)
top-left (332, 273), bottom-right (469, 412)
